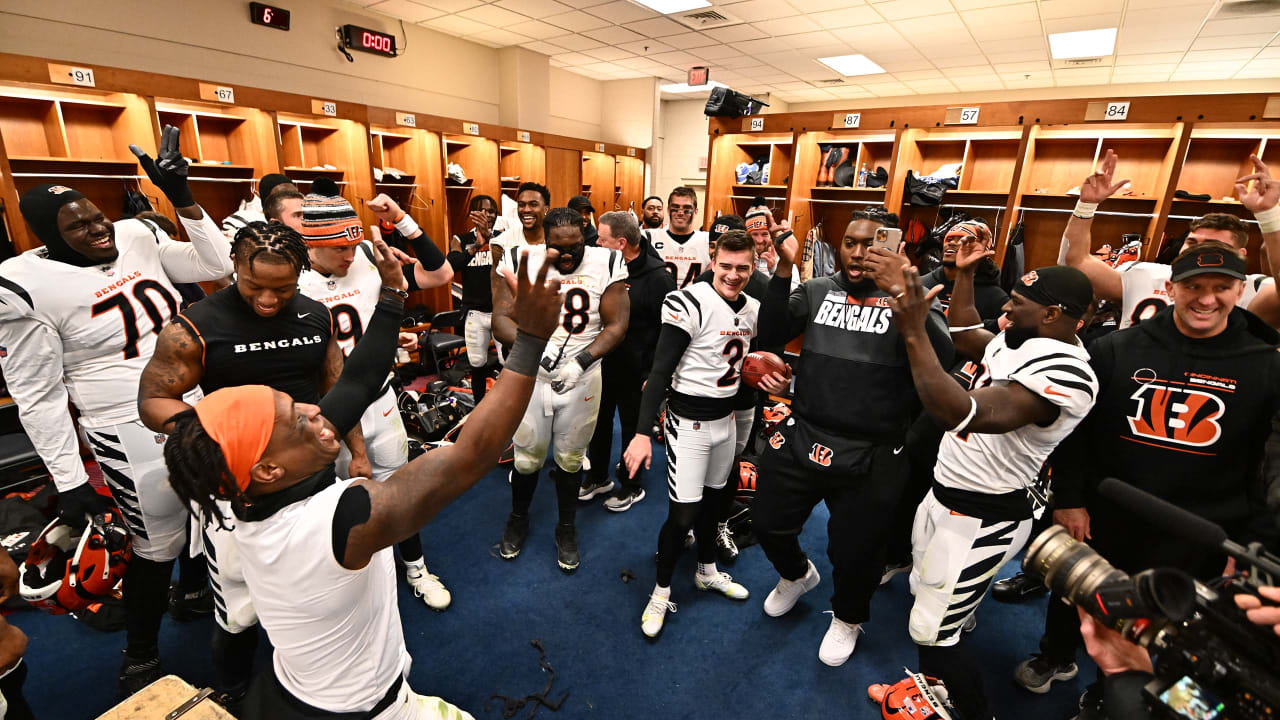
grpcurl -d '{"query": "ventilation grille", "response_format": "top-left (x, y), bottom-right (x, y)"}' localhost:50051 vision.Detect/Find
top-left (1216, 0), bottom-right (1280, 17)
top-left (817, 79), bottom-right (847, 86)
top-left (674, 8), bottom-right (743, 31)
top-left (1051, 55), bottom-right (1111, 70)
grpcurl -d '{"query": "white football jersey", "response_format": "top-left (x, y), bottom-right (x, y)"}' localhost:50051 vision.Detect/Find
top-left (1118, 261), bottom-right (1272, 329)
top-left (648, 229), bottom-right (710, 289)
top-left (297, 242), bottom-right (381, 357)
top-left (0, 213), bottom-right (233, 489)
top-left (935, 333), bottom-right (1097, 496)
top-left (498, 245), bottom-right (628, 382)
top-left (662, 282), bottom-right (759, 399)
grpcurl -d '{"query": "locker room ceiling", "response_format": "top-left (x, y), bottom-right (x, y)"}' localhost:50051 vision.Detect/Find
top-left (347, 0), bottom-right (1280, 104)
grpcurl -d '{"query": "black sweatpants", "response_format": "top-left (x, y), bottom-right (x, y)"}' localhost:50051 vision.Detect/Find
top-left (586, 360), bottom-right (643, 492)
top-left (887, 412), bottom-right (945, 564)
top-left (753, 432), bottom-right (908, 624)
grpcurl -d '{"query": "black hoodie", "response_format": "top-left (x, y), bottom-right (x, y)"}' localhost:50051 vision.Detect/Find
top-left (1055, 306), bottom-right (1280, 548)
top-left (919, 263), bottom-right (1008, 325)
top-left (605, 239), bottom-right (677, 378)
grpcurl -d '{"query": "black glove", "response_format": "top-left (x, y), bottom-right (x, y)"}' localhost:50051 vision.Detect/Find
top-left (130, 125), bottom-right (194, 208)
top-left (58, 483), bottom-right (113, 531)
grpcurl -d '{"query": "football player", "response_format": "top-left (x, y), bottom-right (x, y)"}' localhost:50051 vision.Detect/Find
top-left (640, 195), bottom-right (665, 230)
top-left (1060, 150), bottom-right (1280, 329)
top-left (649, 187), bottom-right (710, 289)
top-left (298, 192), bottom-right (454, 611)
top-left (0, 127), bottom-right (234, 694)
top-left (491, 208), bottom-right (629, 572)
top-left (883, 241), bottom-right (1098, 720)
top-left (623, 230), bottom-right (785, 637)
top-left (447, 194), bottom-right (505, 403)
top-left (220, 173), bottom-right (297, 238)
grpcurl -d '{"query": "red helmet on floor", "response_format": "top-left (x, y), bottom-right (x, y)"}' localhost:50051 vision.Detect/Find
top-left (868, 670), bottom-right (954, 720)
top-left (19, 510), bottom-right (132, 615)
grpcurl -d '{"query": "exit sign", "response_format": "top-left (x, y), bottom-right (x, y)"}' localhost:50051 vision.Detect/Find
top-left (688, 66), bottom-right (709, 86)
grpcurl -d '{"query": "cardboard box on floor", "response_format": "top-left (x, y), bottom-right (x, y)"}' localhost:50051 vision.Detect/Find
top-left (96, 675), bottom-right (233, 720)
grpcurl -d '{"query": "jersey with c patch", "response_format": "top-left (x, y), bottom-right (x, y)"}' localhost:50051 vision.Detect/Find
top-left (498, 245), bottom-right (627, 383)
top-left (663, 282), bottom-right (759, 398)
top-left (1119, 261), bottom-right (1271, 329)
top-left (648, 229), bottom-right (710, 289)
top-left (297, 242), bottom-right (380, 358)
top-left (935, 333), bottom-right (1097, 496)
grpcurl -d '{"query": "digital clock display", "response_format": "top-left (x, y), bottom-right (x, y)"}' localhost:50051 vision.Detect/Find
top-left (342, 24), bottom-right (397, 57)
top-left (249, 2), bottom-right (290, 31)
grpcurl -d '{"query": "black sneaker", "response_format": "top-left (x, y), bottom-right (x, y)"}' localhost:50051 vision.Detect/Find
top-left (992, 571), bottom-right (1049, 603)
top-left (578, 477), bottom-right (615, 502)
top-left (118, 647), bottom-right (162, 697)
top-left (499, 513), bottom-right (529, 560)
top-left (1013, 654), bottom-right (1079, 694)
top-left (167, 583), bottom-right (214, 622)
top-left (554, 523), bottom-right (579, 573)
top-left (603, 487), bottom-right (645, 512)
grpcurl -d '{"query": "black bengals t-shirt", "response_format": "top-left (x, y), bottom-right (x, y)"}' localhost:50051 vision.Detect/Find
top-left (175, 286), bottom-right (333, 403)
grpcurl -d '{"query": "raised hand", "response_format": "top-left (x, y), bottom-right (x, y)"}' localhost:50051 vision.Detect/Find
top-left (130, 125), bottom-right (194, 208)
top-left (369, 227), bottom-right (408, 291)
top-left (469, 210), bottom-right (493, 240)
top-left (1080, 149), bottom-right (1131, 205)
top-left (1236, 155), bottom-right (1280, 215)
top-left (507, 249), bottom-right (563, 340)
top-left (775, 230), bottom-right (800, 268)
top-left (365, 193), bottom-right (404, 223)
top-left (955, 232), bottom-right (995, 273)
top-left (886, 264), bottom-right (943, 335)
top-left (865, 246), bottom-right (910, 292)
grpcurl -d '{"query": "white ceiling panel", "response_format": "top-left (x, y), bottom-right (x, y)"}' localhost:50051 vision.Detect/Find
top-left (617, 38), bottom-right (675, 55)
top-left (552, 52), bottom-right (597, 65)
top-left (704, 24), bottom-right (762, 43)
top-left (1235, 59), bottom-right (1280, 78)
top-left (547, 34), bottom-right (606, 51)
top-left (808, 7), bottom-right (883, 29)
top-left (719, 0), bottom-right (801, 23)
top-left (1038, 0), bottom-right (1121, 20)
top-left (962, 3), bottom-right (1040, 27)
top-left (593, 25), bottom-right (646, 44)
top-left (421, 14), bottom-right (489, 35)
top-left (522, 40), bottom-right (567, 56)
top-left (1115, 52), bottom-right (1185, 66)
top-left (658, 32), bottom-right (722, 48)
top-left (586, 1), bottom-right (658, 24)
top-left (509, 20), bottom-right (567, 40)
top-left (753, 16), bottom-right (823, 36)
top-left (952, 0), bottom-right (1032, 8)
top-left (1183, 48), bottom-right (1263, 63)
top-left (370, 0), bottom-right (445, 23)
top-left (583, 45), bottom-right (635, 61)
top-left (627, 17), bottom-right (689, 37)
top-left (421, 0), bottom-right (483, 11)
top-left (544, 10), bottom-right (612, 33)
top-left (457, 4), bottom-right (527, 27)
top-left (874, 0), bottom-right (955, 21)
top-left (1201, 16), bottom-right (1280, 37)
top-left (492, 0), bottom-right (574, 19)
top-left (1189, 34), bottom-right (1277, 51)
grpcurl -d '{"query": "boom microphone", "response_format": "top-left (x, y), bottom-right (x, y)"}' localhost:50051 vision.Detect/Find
top-left (1097, 477), bottom-right (1228, 550)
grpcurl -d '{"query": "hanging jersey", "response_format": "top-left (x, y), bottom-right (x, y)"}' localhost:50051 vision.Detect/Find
top-left (298, 243), bottom-right (381, 358)
top-left (648, 229), bottom-right (710, 288)
top-left (498, 245), bottom-right (627, 383)
top-left (935, 333), bottom-right (1097, 497)
top-left (1119, 261), bottom-right (1272, 329)
top-left (663, 282), bottom-right (759, 399)
top-left (175, 286), bottom-right (333, 403)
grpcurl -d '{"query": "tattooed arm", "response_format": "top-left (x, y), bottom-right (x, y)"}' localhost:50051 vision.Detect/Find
top-left (138, 321), bottom-right (206, 433)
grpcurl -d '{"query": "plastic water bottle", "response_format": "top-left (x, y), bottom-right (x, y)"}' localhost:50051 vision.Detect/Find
top-left (856, 163), bottom-right (868, 188)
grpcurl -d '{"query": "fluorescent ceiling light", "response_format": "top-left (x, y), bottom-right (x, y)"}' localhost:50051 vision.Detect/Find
top-left (631, 0), bottom-right (711, 13)
top-left (1048, 27), bottom-right (1117, 59)
top-left (660, 80), bottom-right (728, 93)
top-left (817, 54), bottom-right (886, 78)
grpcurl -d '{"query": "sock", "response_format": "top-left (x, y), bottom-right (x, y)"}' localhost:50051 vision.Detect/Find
top-left (397, 532), bottom-right (424, 566)
top-left (553, 468), bottom-right (580, 525)
top-left (403, 557), bottom-right (426, 574)
top-left (471, 367), bottom-right (487, 404)
top-left (211, 626), bottom-right (259, 697)
top-left (656, 500), bottom-right (699, 587)
top-left (0, 659), bottom-right (33, 720)
top-left (652, 583), bottom-right (671, 598)
top-left (510, 470), bottom-right (538, 515)
top-left (692, 492), bottom-right (720, 564)
top-left (697, 562), bottom-right (718, 578)
top-left (177, 549), bottom-right (208, 594)
top-left (123, 556), bottom-right (175, 656)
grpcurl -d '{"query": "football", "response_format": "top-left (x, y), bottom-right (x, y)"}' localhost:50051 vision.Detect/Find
top-left (741, 351), bottom-right (791, 390)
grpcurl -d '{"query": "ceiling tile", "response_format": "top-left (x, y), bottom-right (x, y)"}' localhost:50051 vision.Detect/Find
top-left (346, 0), bottom-right (384, 6)
top-left (544, 10), bottom-right (611, 32)
top-left (984, 49), bottom-right (1049, 63)
top-left (831, 23), bottom-right (912, 51)
top-left (547, 33), bottom-right (606, 51)
top-left (591, 25), bottom-right (645, 44)
top-left (876, 52), bottom-right (935, 72)
top-left (369, 0), bottom-right (445, 23)
top-left (1001, 71), bottom-right (1053, 86)
top-left (421, 14), bottom-right (490, 35)
top-left (618, 38), bottom-right (674, 55)
top-left (579, 61), bottom-right (627, 74)
top-left (1123, 6), bottom-right (1212, 28)
top-left (466, 35), bottom-right (504, 49)
top-left (585, 0), bottom-right (657, 23)
top-left (894, 12), bottom-right (970, 39)
top-left (552, 52), bottom-right (597, 65)
top-left (942, 64), bottom-right (998, 78)
top-left (1183, 48), bottom-right (1262, 63)
top-left (549, 57), bottom-right (568, 67)
top-left (927, 40), bottom-right (984, 58)
top-left (694, 44), bottom-right (746, 60)
top-left (521, 40), bottom-right (568, 55)
top-left (1235, 59), bottom-right (1280, 78)
top-left (1189, 34), bottom-right (1276, 51)
top-left (1175, 59), bottom-right (1247, 74)
top-left (1042, 14), bottom-right (1123, 35)
top-left (1201, 16), bottom-right (1280, 37)
top-left (993, 60), bottom-right (1051, 73)
top-left (872, 0), bottom-right (954, 21)
top-left (491, 0), bottom-right (573, 18)
top-left (612, 56), bottom-right (670, 72)
top-left (658, 31), bottom-right (721, 47)
top-left (952, 0), bottom-right (1032, 8)
top-left (1116, 32), bottom-right (1198, 55)
top-left (705, 24), bottom-right (762, 43)
top-left (732, 36), bottom-right (801, 54)
top-left (1115, 52), bottom-right (1185, 66)
top-left (471, 29), bottom-right (532, 47)
top-left (1259, 46), bottom-right (1280, 59)
top-left (648, 50), bottom-right (704, 66)
top-left (961, 2), bottom-right (1039, 26)
top-left (458, 4), bottom-right (528, 26)
top-left (1125, 0), bottom-right (1213, 8)
top-left (1110, 65), bottom-right (1176, 81)
top-left (718, 54), bottom-right (772, 69)
top-left (968, 20), bottom-right (1040, 41)
top-left (1039, 0), bottom-right (1120, 20)
top-left (423, 0), bottom-right (483, 10)
top-left (952, 77), bottom-right (1005, 91)
top-left (627, 16), bottom-right (687, 37)
top-left (825, 86), bottom-right (879, 99)
top-left (508, 20), bottom-right (567, 40)
top-left (750, 16), bottom-right (821, 36)
top-left (583, 45), bottom-right (635, 61)
top-left (808, 6), bottom-right (882, 29)
top-left (1054, 67), bottom-right (1111, 85)
top-left (780, 30), bottom-right (841, 47)
top-left (893, 68), bottom-right (945, 81)
top-left (904, 79), bottom-right (959, 93)
top-left (717, 0), bottom-right (800, 22)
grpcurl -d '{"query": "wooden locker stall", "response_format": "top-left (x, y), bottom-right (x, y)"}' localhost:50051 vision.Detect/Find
top-left (790, 128), bottom-right (897, 255)
top-left (705, 131), bottom-right (794, 226)
top-left (579, 150), bottom-right (614, 216)
top-left (0, 82), bottom-right (166, 252)
top-left (440, 134), bottom-right (499, 241)
top-left (275, 111), bottom-right (375, 227)
top-left (614, 154), bottom-right (644, 219)
top-left (544, 147), bottom-right (581, 212)
top-left (499, 141), bottom-right (545, 204)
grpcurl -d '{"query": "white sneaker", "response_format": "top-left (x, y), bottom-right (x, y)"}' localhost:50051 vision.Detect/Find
top-left (763, 559), bottom-right (820, 617)
top-left (641, 593), bottom-right (677, 638)
top-left (695, 571), bottom-right (749, 600)
top-left (818, 613), bottom-right (863, 667)
top-left (406, 568), bottom-right (452, 611)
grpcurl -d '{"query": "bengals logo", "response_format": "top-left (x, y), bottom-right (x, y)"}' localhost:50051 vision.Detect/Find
top-left (809, 443), bottom-right (833, 467)
top-left (769, 431), bottom-right (785, 450)
top-left (1021, 270), bottom-right (1039, 285)
top-left (738, 461), bottom-right (757, 493)
top-left (346, 225), bottom-right (364, 241)
top-left (48, 185), bottom-right (75, 195)
top-left (1127, 382), bottom-right (1225, 448)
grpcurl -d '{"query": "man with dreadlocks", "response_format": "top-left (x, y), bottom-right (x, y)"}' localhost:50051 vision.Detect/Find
top-left (161, 243), bottom-right (563, 720)
top-left (137, 203), bottom-right (365, 705)
top-left (0, 126), bottom-right (234, 695)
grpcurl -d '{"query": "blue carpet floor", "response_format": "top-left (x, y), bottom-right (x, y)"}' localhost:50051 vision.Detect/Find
top-left (11, 425), bottom-right (1096, 719)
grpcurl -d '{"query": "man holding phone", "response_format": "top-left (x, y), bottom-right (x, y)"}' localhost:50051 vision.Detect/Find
top-left (753, 209), bottom-right (953, 666)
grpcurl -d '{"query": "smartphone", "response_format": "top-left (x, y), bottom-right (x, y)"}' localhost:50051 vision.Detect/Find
top-left (873, 227), bottom-right (903, 252)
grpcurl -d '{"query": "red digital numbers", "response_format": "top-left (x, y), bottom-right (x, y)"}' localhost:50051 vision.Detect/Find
top-left (362, 31), bottom-right (392, 53)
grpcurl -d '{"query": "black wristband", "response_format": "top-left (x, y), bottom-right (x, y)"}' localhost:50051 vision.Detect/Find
top-left (505, 331), bottom-right (549, 378)
top-left (574, 349), bottom-right (594, 370)
top-left (409, 233), bottom-right (448, 271)
top-left (375, 293), bottom-right (406, 315)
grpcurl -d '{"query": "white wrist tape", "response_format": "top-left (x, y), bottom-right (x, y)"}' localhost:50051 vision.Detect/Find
top-left (949, 323), bottom-right (985, 333)
top-left (1256, 205), bottom-right (1280, 235)
top-left (1072, 201), bottom-right (1099, 220)
top-left (395, 214), bottom-right (420, 237)
top-left (951, 397), bottom-right (979, 434)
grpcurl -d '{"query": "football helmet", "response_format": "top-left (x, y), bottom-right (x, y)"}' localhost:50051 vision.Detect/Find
top-left (20, 510), bottom-right (132, 615)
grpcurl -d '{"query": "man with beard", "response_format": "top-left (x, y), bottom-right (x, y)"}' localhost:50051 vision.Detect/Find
top-left (640, 196), bottom-right (664, 230)
top-left (649, 187), bottom-right (710, 289)
top-left (753, 209), bottom-right (952, 666)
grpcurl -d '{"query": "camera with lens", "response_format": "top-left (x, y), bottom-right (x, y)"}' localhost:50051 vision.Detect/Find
top-left (1024, 524), bottom-right (1280, 720)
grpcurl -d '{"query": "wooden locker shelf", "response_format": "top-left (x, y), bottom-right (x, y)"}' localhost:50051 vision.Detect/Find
top-left (580, 150), bottom-right (614, 215)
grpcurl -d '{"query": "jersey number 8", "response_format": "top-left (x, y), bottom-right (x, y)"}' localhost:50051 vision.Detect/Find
top-left (562, 288), bottom-right (590, 334)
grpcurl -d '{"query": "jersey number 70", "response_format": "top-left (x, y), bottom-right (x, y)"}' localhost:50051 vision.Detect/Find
top-left (91, 281), bottom-right (179, 359)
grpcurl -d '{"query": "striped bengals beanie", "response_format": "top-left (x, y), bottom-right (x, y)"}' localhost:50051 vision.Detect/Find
top-left (301, 193), bottom-right (364, 247)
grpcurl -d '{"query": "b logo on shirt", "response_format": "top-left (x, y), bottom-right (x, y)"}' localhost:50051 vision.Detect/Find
top-left (1127, 382), bottom-right (1225, 448)
top-left (769, 432), bottom-right (785, 450)
top-left (809, 443), bottom-right (833, 467)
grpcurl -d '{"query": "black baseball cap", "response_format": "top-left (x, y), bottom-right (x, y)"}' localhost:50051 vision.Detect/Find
top-left (1170, 244), bottom-right (1247, 282)
top-left (259, 173), bottom-right (294, 198)
top-left (1014, 265), bottom-right (1094, 319)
